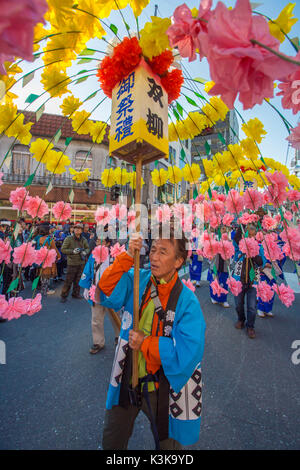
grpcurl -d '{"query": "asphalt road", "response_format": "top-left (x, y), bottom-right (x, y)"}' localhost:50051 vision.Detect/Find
top-left (0, 267), bottom-right (299, 450)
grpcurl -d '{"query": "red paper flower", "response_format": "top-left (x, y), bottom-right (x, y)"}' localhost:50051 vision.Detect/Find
top-left (97, 37), bottom-right (142, 98)
top-left (148, 50), bottom-right (174, 76)
top-left (161, 69), bottom-right (184, 104)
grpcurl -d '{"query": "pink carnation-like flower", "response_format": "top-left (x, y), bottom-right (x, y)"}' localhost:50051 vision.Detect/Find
top-left (95, 206), bottom-right (112, 225)
top-left (52, 201), bottom-right (72, 221)
top-left (239, 237), bottom-right (259, 257)
top-left (127, 209), bottom-right (136, 229)
top-left (35, 247), bottom-right (57, 268)
top-left (202, 0), bottom-right (299, 109)
top-left (209, 214), bottom-right (222, 229)
top-left (89, 285), bottom-right (96, 302)
top-left (222, 213), bottom-right (234, 226)
top-left (0, 0), bottom-right (48, 74)
top-left (167, 0), bottom-right (212, 61)
top-left (255, 281), bottom-right (274, 303)
top-left (217, 194), bottom-right (227, 203)
top-left (9, 187), bottom-right (30, 211)
top-left (111, 204), bottom-right (127, 220)
top-left (225, 190), bottom-right (244, 214)
top-left (265, 171), bottom-right (289, 206)
top-left (156, 205), bottom-right (172, 223)
top-left (210, 278), bottom-right (228, 297)
top-left (0, 295), bottom-right (8, 317)
top-left (0, 239), bottom-right (12, 264)
top-left (211, 199), bottom-right (225, 217)
top-left (92, 245), bottom-right (109, 264)
top-left (291, 203), bottom-right (298, 213)
top-left (13, 242), bottom-right (36, 267)
top-left (255, 231), bottom-right (264, 242)
top-left (281, 227), bottom-right (300, 261)
top-left (287, 190), bottom-right (300, 202)
top-left (238, 212), bottom-right (259, 225)
top-left (182, 278), bottom-right (196, 292)
top-left (284, 210), bottom-right (293, 221)
top-left (2, 297), bottom-right (26, 321)
top-left (23, 293), bottom-right (42, 316)
top-left (277, 52), bottom-right (300, 115)
top-left (273, 284), bottom-right (295, 308)
top-left (218, 239), bottom-right (235, 260)
top-left (262, 215), bottom-right (278, 231)
top-left (26, 196), bottom-right (49, 219)
top-left (203, 238), bottom-right (219, 260)
top-left (110, 242), bottom-right (126, 259)
top-left (227, 277), bottom-right (242, 296)
top-left (244, 189), bottom-right (263, 211)
top-left (195, 194), bottom-right (205, 203)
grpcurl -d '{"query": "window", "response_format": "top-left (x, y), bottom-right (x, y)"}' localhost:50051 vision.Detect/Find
top-left (75, 150), bottom-right (93, 171)
top-left (12, 144), bottom-right (31, 174)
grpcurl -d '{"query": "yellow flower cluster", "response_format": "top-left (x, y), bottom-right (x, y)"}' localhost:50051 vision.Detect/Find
top-left (71, 110), bottom-right (107, 144)
top-left (151, 168), bottom-right (168, 187)
top-left (241, 118), bottom-right (267, 144)
top-left (0, 62), bottom-right (22, 104)
top-left (0, 103), bottom-right (32, 145)
top-left (41, 66), bottom-right (71, 98)
top-left (168, 97), bottom-right (229, 142)
top-left (182, 163), bottom-right (201, 183)
top-left (139, 17), bottom-right (171, 59)
top-left (269, 3), bottom-right (298, 43)
top-left (29, 138), bottom-right (70, 174)
top-left (69, 167), bottom-right (91, 183)
top-left (100, 167), bottom-right (144, 189)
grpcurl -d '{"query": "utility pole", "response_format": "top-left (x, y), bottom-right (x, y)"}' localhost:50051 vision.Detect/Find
top-left (154, 4), bottom-right (158, 16)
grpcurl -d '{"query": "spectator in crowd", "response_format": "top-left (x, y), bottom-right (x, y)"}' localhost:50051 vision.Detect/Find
top-left (82, 224), bottom-right (91, 242)
top-left (36, 225), bottom-right (61, 296)
top-left (60, 223), bottom-right (90, 303)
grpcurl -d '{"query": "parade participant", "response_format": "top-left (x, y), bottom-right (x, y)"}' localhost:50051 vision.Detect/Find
top-left (60, 223), bottom-right (89, 303)
top-left (189, 237), bottom-right (203, 288)
top-left (233, 224), bottom-right (264, 339)
top-left (98, 223), bottom-right (206, 450)
top-left (79, 238), bottom-right (120, 354)
top-left (36, 225), bottom-right (61, 296)
top-left (207, 226), bottom-right (230, 307)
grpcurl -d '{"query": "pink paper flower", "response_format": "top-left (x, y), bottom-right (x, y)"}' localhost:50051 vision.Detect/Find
top-left (202, 0), bottom-right (298, 109)
top-left (95, 206), bottom-right (112, 226)
top-left (218, 240), bottom-right (235, 260)
top-left (265, 171), bottom-right (289, 206)
top-left (3, 297), bottom-right (26, 321)
top-left (195, 194), bottom-right (205, 203)
top-left (244, 189), bottom-right (263, 211)
top-left (110, 242), bottom-right (126, 259)
top-left (225, 190), bottom-right (244, 214)
top-left (277, 52), bottom-right (300, 115)
top-left (209, 214), bottom-right (222, 229)
top-left (156, 205), bottom-right (172, 223)
top-left (89, 285), bottom-right (96, 302)
top-left (287, 190), bottom-right (300, 202)
top-left (167, 0), bottom-right (212, 61)
top-left (210, 278), bottom-right (228, 297)
top-left (238, 212), bottom-right (259, 225)
top-left (23, 293), bottom-right (42, 316)
top-left (273, 284), bottom-right (295, 308)
top-left (92, 245), bottom-right (109, 264)
top-left (0, 295), bottom-right (8, 317)
top-left (182, 278), bottom-right (196, 292)
top-left (13, 242), bottom-right (36, 267)
top-left (35, 247), bottom-right (57, 268)
top-left (255, 281), bottom-right (274, 302)
top-left (217, 194), bottom-right (227, 203)
top-left (26, 196), bottom-right (49, 219)
top-left (211, 199), bottom-right (225, 217)
top-left (0, 239), bottom-right (12, 264)
top-left (284, 210), bottom-right (293, 221)
top-left (227, 277), bottom-right (242, 296)
top-left (239, 237), bottom-right (260, 257)
top-left (255, 231), bottom-right (264, 242)
top-left (9, 187), bottom-right (30, 211)
top-left (127, 210), bottom-right (136, 229)
top-left (0, 0), bottom-right (48, 74)
top-left (281, 227), bottom-right (300, 261)
top-left (52, 201), bottom-right (72, 221)
top-left (111, 204), bottom-right (127, 220)
top-left (262, 215), bottom-right (278, 231)
top-left (203, 238), bottom-right (219, 260)
top-left (291, 203), bottom-right (298, 213)
top-left (222, 213), bottom-right (234, 227)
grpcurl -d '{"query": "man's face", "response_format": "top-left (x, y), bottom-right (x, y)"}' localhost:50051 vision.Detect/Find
top-left (84, 224), bottom-right (89, 232)
top-left (149, 239), bottom-right (183, 281)
top-left (74, 228), bottom-right (82, 238)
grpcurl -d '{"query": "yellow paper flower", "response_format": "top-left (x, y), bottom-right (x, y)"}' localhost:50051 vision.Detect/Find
top-left (139, 17), bottom-right (171, 59)
top-left (0, 102), bottom-right (18, 133)
top-left (89, 121), bottom-right (107, 144)
top-left (204, 81), bottom-right (215, 93)
top-left (242, 118), bottom-right (267, 144)
top-left (46, 150), bottom-right (71, 174)
top-left (168, 166), bottom-right (182, 184)
top-left (30, 138), bottom-right (54, 164)
top-left (6, 115), bottom-right (33, 145)
top-left (151, 168), bottom-right (166, 187)
top-left (182, 163), bottom-right (201, 183)
top-left (200, 180), bottom-right (210, 194)
top-left (101, 168), bottom-right (115, 188)
top-left (240, 138), bottom-right (260, 159)
top-left (60, 95), bottom-right (82, 117)
top-left (71, 110), bottom-right (93, 135)
top-left (289, 175), bottom-right (300, 190)
top-left (214, 174), bottom-right (225, 186)
top-left (269, 3), bottom-right (298, 43)
top-left (114, 167), bottom-right (130, 185)
top-left (202, 158), bottom-right (214, 178)
top-left (129, 0), bottom-right (150, 17)
top-left (69, 167), bottom-right (91, 183)
top-left (41, 66), bottom-right (71, 98)
top-left (128, 172), bottom-right (145, 189)
top-left (168, 123), bottom-right (178, 142)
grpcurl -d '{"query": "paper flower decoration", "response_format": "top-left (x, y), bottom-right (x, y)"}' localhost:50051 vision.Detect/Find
top-left (239, 237), bottom-right (260, 258)
top-left (255, 281), bottom-right (274, 302)
top-left (35, 247), bottom-right (57, 268)
top-left (92, 245), bottom-right (109, 264)
top-left (52, 201), bottom-right (72, 221)
top-left (9, 187), bottom-right (30, 211)
top-left (110, 243), bottom-right (126, 259)
top-left (273, 284), bottom-right (295, 308)
top-left (210, 278), bottom-right (228, 297)
top-left (0, 239), bottom-right (12, 264)
top-left (26, 196), bottom-right (49, 219)
top-left (24, 293), bottom-right (42, 316)
top-left (13, 242), bottom-right (36, 267)
top-left (95, 207), bottom-right (112, 226)
top-left (182, 278), bottom-right (196, 292)
top-left (227, 277), bottom-right (242, 296)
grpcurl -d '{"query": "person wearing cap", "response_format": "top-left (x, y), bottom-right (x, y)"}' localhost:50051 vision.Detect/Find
top-left (60, 223), bottom-right (89, 303)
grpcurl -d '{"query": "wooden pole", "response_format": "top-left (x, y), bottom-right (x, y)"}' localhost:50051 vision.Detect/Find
top-left (132, 153), bottom-right (142, 388)
top-left (108, 308), bottom-right (122, 332)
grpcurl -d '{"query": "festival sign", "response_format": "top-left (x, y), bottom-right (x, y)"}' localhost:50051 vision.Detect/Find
top-left (109, 58), bottom-right (169, 165)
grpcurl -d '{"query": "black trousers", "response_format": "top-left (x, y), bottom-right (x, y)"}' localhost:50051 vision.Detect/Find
top-left (61, 264), bottom-right (84, 298)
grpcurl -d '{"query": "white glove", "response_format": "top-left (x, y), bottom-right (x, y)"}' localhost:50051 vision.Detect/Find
top-left (83, 288), bottom-right (90, 301)
top-left (73, 247), bottom-right (81, 254)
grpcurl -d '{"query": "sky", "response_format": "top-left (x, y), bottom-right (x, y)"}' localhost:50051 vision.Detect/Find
top-left (13, 0), bottom-right (300, 167)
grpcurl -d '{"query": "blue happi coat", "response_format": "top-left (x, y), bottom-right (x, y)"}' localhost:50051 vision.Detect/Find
top-left (79, 254), bottom-right (97, 306)
top-left (100, 267), bottom-right (206, 446)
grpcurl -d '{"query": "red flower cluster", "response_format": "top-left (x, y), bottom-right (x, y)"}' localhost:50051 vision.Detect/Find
top-left (148, 50), bottom-right (174, 76)
top-left (161, 69), bottom-right (184, 104)
top-left (97, 37), bottom-right (142, 98)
